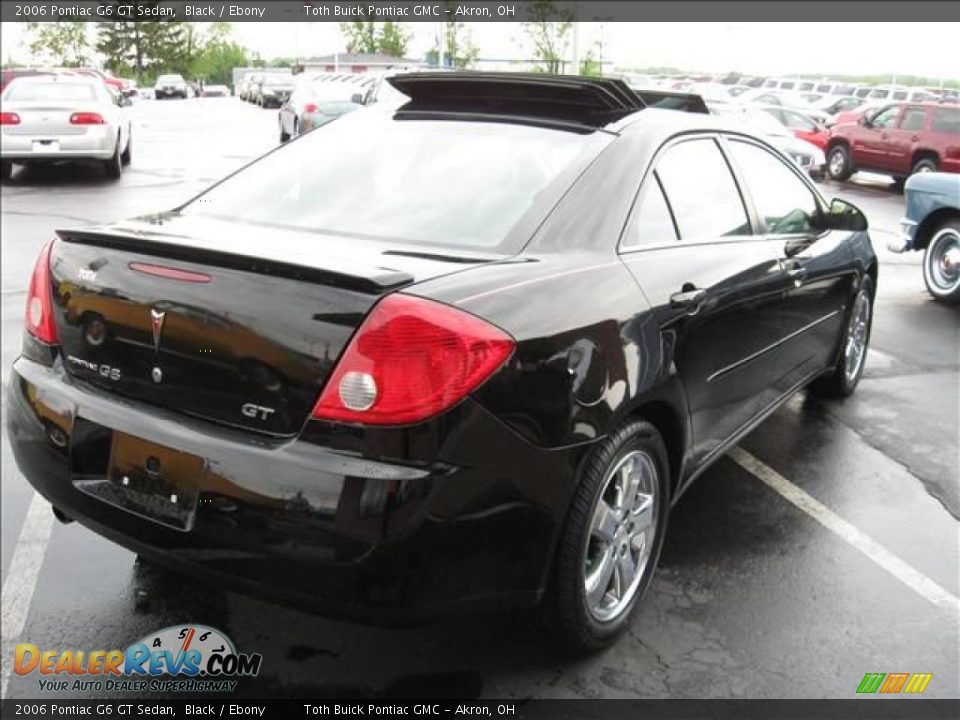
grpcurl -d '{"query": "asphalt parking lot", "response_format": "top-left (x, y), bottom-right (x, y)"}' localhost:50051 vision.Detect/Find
top-left (1, 97), bottom-right (957, 700)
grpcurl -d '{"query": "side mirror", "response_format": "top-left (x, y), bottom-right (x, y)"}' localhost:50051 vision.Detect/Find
top-left (351, 93), bottom-right (365, 105)
top-left (823, 198), bottom-right (868, 232)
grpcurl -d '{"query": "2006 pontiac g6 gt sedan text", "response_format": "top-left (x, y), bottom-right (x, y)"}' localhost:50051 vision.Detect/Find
top-left (7, 74), bottom-right (876, 650)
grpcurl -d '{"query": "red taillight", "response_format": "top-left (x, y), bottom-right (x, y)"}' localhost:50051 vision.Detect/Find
top-left (312, 294), bottom-right (514, 426)
top-left (0, 112), bottom-right (20, 125)
top-left (303, 103), bottom-right (318, 113)
top-left (69, 112), bottom-right (105, 125)
top-left (25, 241), bottom-right (59, 345)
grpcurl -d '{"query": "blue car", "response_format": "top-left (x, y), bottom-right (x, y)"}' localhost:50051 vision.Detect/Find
top-left (892, 172), bottom-right (960, 303)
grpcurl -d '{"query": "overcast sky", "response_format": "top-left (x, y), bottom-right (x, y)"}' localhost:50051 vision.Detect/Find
top-left (3, 21), bottom-right (959, 79)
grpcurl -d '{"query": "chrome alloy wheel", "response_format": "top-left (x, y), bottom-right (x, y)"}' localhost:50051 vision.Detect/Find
top-left (583, 450), bottom-right (659, 623)
top-left (925, 228), bottom-right (960, 296)
top-left (828, 149), bottom-right (846, 177)
top-left (844, 289), bottom-right (871, 383)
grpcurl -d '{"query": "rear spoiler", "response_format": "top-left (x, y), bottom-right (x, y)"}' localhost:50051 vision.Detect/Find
top-left (55, 227), bottom-right (414, 294)
top-left (388, 72), bottom-right (645, 128)
top-left (633, 90), bottom-right (709, 114)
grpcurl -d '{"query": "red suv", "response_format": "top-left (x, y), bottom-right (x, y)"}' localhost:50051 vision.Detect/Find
top-left (826, 102), bottom-right (960, 182)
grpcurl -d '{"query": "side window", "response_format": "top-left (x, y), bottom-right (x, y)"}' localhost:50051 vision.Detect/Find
top-left (871, 106), bottom-right (900, 129)
top-left (654, 138), bottom-right (750, 242)
top-left (931, 108), bottom-right (960, 135)
top-left (899, 108), bottom-right (926, 131)
top-left (728, 141), bottom-right (820, 235)
top-left (623, 173), bottom-right (677, 248)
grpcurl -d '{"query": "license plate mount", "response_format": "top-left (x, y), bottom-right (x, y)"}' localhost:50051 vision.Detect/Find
top-left (72, 431), bottom-right (204, 531)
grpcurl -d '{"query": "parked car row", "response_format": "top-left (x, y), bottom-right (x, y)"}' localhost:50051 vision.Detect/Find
top-left (1, 66), bottom-right (136, 97)
top-left (277, 72), bottom-right (411, 143)
top-left (633, 72), bottom-right (957, 105)
top-left (238, 71), bottom-right (296, 107)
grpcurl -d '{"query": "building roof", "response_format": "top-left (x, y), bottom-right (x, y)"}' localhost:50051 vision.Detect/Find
top-left (300, 53), bottom-right (423, 67)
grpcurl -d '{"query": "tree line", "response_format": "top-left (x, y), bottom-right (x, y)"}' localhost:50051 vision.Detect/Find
top-left (17, 0), bottom-right (594, 85)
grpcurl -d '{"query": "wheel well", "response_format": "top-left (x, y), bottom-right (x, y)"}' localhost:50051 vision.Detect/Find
top-left (911, 149), bottom-right (939, 170)
top-left (827, 138), bottom-right (849, 154)
top-left (914, 207), bottom-right (960, 250)
top-left (866, 259), bottom-right (879, 296)
top-left (626, 400), bottom-right (685, 496)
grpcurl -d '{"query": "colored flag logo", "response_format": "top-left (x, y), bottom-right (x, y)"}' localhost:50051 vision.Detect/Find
top-left (857, 672), bottom-right (933, 694)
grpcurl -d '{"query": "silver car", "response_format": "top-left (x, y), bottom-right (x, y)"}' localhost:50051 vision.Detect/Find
top-left (278, 75), bottom-right (373, 142)
top-left (1, 75), bottom-right (133, 180)
top-left (155, 73), bottom-right (187, 100)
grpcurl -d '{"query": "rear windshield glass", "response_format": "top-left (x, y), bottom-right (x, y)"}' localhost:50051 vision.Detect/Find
top-left (157, 75), bottom-right (184, 83)
top-left (184, 112), bottom-right (591, 249)
top-left (3, 82), bottom-right (98, 102)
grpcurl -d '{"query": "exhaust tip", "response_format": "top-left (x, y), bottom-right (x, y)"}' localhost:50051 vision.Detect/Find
top-left (52, 506), bottom-right (74, 525)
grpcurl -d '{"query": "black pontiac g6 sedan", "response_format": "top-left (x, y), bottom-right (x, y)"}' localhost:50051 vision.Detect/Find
top-left (7, 74), bottom-right (876, 650)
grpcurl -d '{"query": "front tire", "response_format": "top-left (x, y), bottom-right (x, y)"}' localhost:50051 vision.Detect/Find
top-left (550, 420), bottom-right (670, 652)
top-left (923, 221), bottom-right (960, 304)
top-left (911, 156), bottom-right (939, 176)
top-left (810, 275), bottom-right (873, 397)
top-left (827, 144), bottom-right (853, 181)
top-left (0, 160), bottom-right (11, 180)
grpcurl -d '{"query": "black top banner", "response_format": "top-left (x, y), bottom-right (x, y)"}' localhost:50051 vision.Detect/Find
top-left (1, 0), bottom-right (958, 23)
top-left (1, 699), bottom-right (960, 719)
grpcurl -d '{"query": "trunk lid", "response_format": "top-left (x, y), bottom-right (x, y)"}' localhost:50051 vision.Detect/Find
top-left (50, 214), bottom-right (499, 436)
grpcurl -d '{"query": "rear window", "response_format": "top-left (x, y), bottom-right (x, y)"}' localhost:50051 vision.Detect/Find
top-left (157, 75), bottom-right (184, 83)
top-left (3, 81), bottom-right (98, 102)
top-left (184, 113), bottom-right (591, 249)
top-left (931, 107), bottom-right (960, 134)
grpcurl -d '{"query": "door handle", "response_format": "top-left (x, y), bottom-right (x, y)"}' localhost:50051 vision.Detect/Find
top-left (911, 134), bottom-right (920, 141)
top-left (670, 287), bottom-right (707, 312)
top-left (781, 259), bottom-right (809, 283)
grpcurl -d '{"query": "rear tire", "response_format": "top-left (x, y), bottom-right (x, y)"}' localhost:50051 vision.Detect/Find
top-left (103, 137), bottom-right (122, 179)
top-left (810, 275), bottom-right (873, 398)
top-left (121, 133), bottom-right (132, 165)
top-left (548, 420), bottom-right (670, 653)
top-left (923, 220), bottom-right (960, 304)
top-left (826, 144), bottom-right (853, 181)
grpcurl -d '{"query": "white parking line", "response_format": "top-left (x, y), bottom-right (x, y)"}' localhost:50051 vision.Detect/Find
top-left (1, 492), bottom-right (54, 698)
top-left (729, 446), bottom-right (960, 616)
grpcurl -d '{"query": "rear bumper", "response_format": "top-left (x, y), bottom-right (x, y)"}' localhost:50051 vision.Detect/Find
top-left (7, 354), bottom-right (584, 623)
top-left (1, 127), bottom-right (116, 161)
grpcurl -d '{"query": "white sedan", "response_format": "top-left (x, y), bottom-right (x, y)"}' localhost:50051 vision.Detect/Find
top-left (0, 75), bottom-right (133, 180)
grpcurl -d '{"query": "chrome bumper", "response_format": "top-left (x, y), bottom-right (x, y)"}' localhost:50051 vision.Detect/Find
top-left (889, 218), bottom-right (917, 253)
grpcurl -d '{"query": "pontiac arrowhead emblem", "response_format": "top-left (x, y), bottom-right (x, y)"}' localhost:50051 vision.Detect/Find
top-left (150, 309), bottom-right (166, 352)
